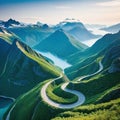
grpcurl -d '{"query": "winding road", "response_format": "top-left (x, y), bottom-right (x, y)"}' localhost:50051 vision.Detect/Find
top-left (41, 76), bottom-right (85, 109)
top-left (76, 61), bottom-right (103, 82)
top-left (6, 61), bottom-right (103, 119)
top-left (41, 61), bottom-right (103, 109)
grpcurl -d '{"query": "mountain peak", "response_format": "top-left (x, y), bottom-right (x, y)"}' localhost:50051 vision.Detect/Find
top-left (4, 18), bottom-right (20, 28)
top-left (7, 18), bottom-right (20, 24)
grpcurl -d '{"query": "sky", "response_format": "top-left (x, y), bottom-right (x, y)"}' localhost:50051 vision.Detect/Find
top-left (0, 0), bottom-right (120, 25)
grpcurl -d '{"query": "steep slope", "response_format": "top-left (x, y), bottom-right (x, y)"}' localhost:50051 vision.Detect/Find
top-left (34, 29), bottom-right (88, 58)
top-left (0, 29), bottom-right (61, 98)
top-left (89, 31), bottom-right (120, 54)
top-left (0, 27), bottom-right (19, 44)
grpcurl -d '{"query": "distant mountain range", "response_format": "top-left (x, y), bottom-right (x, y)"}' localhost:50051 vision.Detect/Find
top-left (0, 19), bottom-right (101, 46)
top-left (0, 18), bottom-right (22, 28)
top-left (54, 21), bottom-right (100, 41)
top-left (100, 23), bottom-right (120, 33)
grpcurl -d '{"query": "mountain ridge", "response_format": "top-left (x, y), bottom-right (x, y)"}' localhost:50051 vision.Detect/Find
top-left (34, 29), bottom-right (88, 58)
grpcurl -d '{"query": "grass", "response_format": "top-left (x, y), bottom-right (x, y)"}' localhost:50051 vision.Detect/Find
top-left (65, 56), bottom-right (103, 80)
top-left (0, 29), bottom-right (19, 44)
top-left (46, 81), bottom-right (78, 104)
top-left (0, 35), bottom-right (62, 98)
top-left (3, 71), bottom-right (120, 120)
top-left (68, 71), bottom-right (120, 104)
top-left (67, 59), bottom-right (99, 80)
top-left (3, 80), bottom-right (65, 120)
top-left (16, 41), bottom-right (60, 77)
top-left (52, 98), bottom-right (120, 120)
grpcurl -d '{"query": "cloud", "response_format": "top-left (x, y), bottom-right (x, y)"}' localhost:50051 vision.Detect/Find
top-left (97, 0), bottom-right (120, 7)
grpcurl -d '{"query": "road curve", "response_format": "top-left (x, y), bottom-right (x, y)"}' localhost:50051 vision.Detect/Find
top-left (41, 61), bottom-right (103, 109)
top-left (41, 75), bottom-right (85, 109)
top-left (6, 61), bottom-right (103, 119)
top-left (76, 61), bottom-right (103, 82)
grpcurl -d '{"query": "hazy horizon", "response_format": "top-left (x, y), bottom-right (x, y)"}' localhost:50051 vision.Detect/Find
top-left (0, 0), bottom-right (120, 25)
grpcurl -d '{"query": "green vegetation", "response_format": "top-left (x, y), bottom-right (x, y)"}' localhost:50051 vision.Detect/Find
top-left (66, 56), bottom-right (103, 80)
top-left (1, 26), bottom-right (120, 120)
top-left (0, 28), bottom-right (19, 44)
top-left (0, 32), bottom-right (61, 98)
top-left (66, 33), bottom-right (88, 50)
top-left (52, 98), bottom-right (120, 120)
top-left (68, 71), bottom-right (120, 104)
top-left (46, 82), bottom-right (78, 104)
top-left (3, 80), bottom-right (65, 120)
top-left (67, 60), bottom-right (99, 80)
top-left (16, 41), bottom-right (60, 76)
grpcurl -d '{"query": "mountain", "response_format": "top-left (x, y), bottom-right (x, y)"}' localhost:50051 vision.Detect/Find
top-left (0, 18), bottom-right (22, 28)
top-left (34, 29), bottom-right (88, 58)
top-left (66, 31), bottom-right (120, 65)
top-left (4, 36), bottom-right (120, 120)
top-left (0, 27), bottom-right (19, 44)
top-left (8, 25), bottom-right (53, 47)
top-left (68, 25), bottom-right (100, 41)
top-left (100, 23), bottom-right (120, 33)
top-left (65, 31), bottom-right (120, 79)
top-left (54, 20), bottom-right (100, 41)
top-left (0, 19), bottom-right (100, 47)
top-left (0, 19), bottom-right (53, 47)
top-left (0, 28), bottom-right (61, 98)
top-left (85, 24), bottom-right (106, 29)
top-left (89, 31), bottom-right (120, 54)
top-left (2, 23), bottom-right (120, 120)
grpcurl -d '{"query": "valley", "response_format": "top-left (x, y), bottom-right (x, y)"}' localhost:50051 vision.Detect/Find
top-left (35, 51), bottom-right (71, 70)
top-left (0, 18), bottom-right (120, 120)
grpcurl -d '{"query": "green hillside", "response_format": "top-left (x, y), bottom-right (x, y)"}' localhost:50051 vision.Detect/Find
top-left (1, 26), bottom-right (120, 120)
top-left (0, 27), bottom-right (19, 44)
top-left (52, 98), bottom-right (120, 120)
top-left (0, 29), bottom-right (61, 98)
top-left (3, 34), bottom-right (120, 119)
top-left (65, 32), bottom-right (120, 80)
top-left (66, 31), bottom-right (120, 64)
top-left (3, 66), bottom-right (120, 120)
